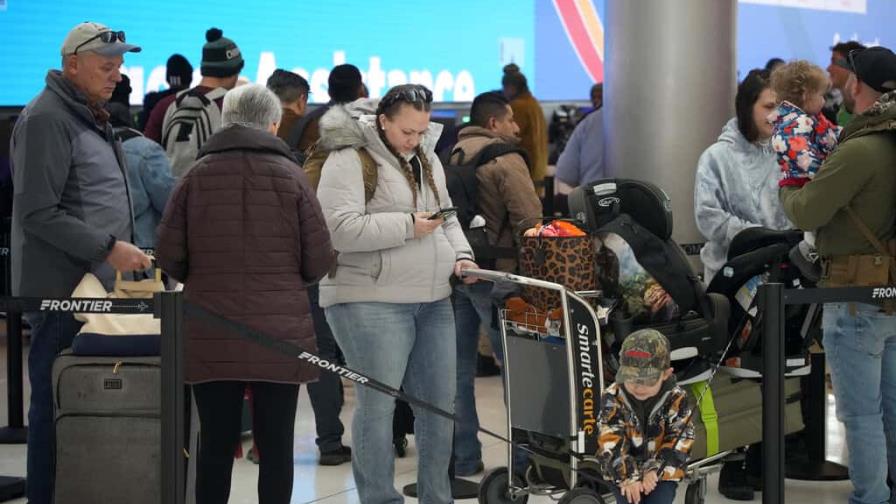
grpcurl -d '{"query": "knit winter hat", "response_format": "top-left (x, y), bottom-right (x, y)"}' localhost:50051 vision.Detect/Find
top-left (166, 54), bottom-right (193, 88)
top-left (200, 28), bottom-right (244, 78)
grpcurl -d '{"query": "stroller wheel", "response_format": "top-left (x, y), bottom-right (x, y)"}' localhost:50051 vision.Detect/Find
top-left (478, 467), bottom-right (528, 504)
top-left (394, 436), bottom-right (408, 458)
top-left (685, 477), bottom-right (707, 504)
top-left (558, 487), bottom-right (606, 503)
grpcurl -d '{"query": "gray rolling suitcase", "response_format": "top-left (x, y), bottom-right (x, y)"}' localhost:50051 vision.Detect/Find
top-left (52, 351), bottom-right (161, 504)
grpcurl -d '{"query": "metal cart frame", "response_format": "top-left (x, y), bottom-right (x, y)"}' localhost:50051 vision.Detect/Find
top-left (468, 268), bottom-right (727, 504)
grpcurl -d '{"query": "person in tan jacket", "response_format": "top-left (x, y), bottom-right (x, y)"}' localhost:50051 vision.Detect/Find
top-left (448, 91), bottom-right (542, 476)
top-left (503, 64), bottom-right (549, 194)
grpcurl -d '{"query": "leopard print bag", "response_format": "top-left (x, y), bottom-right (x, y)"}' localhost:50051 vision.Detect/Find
top-left (518, 233), bottom-right (598, 313)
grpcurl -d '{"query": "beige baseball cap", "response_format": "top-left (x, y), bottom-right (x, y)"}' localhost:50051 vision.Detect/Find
top-left (61, 22), bottom-right (141, 57)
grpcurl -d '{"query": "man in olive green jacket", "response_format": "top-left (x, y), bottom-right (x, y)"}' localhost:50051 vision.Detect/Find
top-left (780, 46), bottom-right (896, 504)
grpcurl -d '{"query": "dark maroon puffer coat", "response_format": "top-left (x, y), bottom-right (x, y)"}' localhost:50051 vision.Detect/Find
top-left (156, 124), bottom-right (334, 384)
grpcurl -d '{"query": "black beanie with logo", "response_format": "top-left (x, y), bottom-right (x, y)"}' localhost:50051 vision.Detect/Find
top-left (200, 28), bottom-right (244, 78)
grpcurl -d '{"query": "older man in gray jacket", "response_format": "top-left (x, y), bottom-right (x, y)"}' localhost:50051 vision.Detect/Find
top-left (10, 22), bottom-right (151, 503)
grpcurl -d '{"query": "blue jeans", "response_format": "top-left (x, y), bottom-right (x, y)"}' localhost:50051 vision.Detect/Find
top-left (326, 299), bottom-right (456, 504)
top-left (823, 302), bottom-right (896, 504)
top-left (611, 481), bottom-right (677, 504)
top-left (24, 312), bottom-right (81, 504)
top-left (453, 282), bottom-right (504, 473)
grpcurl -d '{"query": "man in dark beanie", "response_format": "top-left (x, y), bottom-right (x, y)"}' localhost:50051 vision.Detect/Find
top-left (293, 63), bottom-right (366, 152)
top-left (137, 54), bottom-right (193, 130)
top-left (144, 28), bottom-right (244, 176)
top-left (781, 46), bottom-right (896, 504)
top-left (166, 54), bottom-right (194, 89)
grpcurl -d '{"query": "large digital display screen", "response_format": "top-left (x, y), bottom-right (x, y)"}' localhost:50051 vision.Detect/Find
top-left (0, 0), bottom-right (894, 106)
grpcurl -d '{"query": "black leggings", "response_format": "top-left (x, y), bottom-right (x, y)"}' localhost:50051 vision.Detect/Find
top-left (193, 381), bottom-right (299, 504)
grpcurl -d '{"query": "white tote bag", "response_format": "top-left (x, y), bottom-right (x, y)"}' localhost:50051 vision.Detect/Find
top-left (71, 270), bottom-right (164, 336)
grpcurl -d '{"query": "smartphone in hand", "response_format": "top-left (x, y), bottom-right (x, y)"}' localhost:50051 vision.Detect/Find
top-left (427, 207), bottom-right (458, 220)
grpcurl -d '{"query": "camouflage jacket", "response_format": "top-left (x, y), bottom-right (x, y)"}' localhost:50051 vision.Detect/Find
top-left (597, 382), bottom-right (695, 485)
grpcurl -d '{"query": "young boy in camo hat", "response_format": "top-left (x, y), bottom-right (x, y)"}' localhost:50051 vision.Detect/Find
top-left (597, 329), bottom-right (694, 504)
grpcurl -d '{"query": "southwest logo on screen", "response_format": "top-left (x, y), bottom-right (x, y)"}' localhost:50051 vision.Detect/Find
top-left (553, 0), bottom-right (605, 83)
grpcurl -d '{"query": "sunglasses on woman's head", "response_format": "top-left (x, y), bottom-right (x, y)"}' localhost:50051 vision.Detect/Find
top-left (382, 85), bottom-right (433, 108)
top-left (74, 30), bottom-right (126, 54)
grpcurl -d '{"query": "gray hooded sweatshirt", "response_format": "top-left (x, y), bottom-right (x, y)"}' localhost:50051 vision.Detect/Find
top-left (315, 102), bottom-right (473, 307)
top-left (11, 71), bottom-right (134, 297)
top-left (693, 118), bottom-right (793, 283)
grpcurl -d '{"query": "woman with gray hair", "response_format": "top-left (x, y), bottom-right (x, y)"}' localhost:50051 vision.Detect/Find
top-left (156, 83), bottom-right (334, 504)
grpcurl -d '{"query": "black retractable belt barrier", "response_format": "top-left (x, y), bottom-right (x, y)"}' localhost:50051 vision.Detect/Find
top-left (760, 283), bottom-right (896, 504)
top-left (176, 298), bottom-right (631, 493)
top-left (180, 300), bottom-right (518, 448)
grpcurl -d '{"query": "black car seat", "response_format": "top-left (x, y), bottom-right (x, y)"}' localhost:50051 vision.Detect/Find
top-left (569, 179), bottom-right (730, 384)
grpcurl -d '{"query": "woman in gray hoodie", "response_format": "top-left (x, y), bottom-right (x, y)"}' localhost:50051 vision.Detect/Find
top-left (694, 69), bottom-right (794, 284)
top-left (316, 84), bottom-right (476, 504)
top-left (693, 69), bottom-right (794, 501)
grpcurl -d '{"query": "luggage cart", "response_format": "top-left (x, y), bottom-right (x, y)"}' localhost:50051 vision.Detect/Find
top-left (468, 269), bottom-right (726, 504)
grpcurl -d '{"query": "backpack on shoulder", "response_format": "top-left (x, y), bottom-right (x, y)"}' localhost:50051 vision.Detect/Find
top-left (161, 87), bottom-right (227, 177)
top-left (303, 143), bottom-right (378, 203)
top-left (444, 142), bottom-right (529, 267)
top-left (285, 105), bottom-right (330, 162)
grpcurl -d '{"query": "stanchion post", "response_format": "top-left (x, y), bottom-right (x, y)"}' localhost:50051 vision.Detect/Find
top-left (5, 312), bottom-right (24, 429)
top-left (761, 283), bottom-right (786, 504)
top-left (0, 219), bottom-right (26, 444)
top-left (158, 291), bottom-right (184, 504)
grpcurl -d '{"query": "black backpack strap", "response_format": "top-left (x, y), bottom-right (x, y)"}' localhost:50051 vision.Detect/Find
top-left (174, 87), bottom-right (212, 108)
top-left (113, 127), bottom-right (143, 143)
top-left (287, 105), bottom-right (329, 152)
top-left (451, 146), bottom-right (466, 165)
top-left (468, 141), bottom-right (530, 261)
top-left (470, 142), bottom-right (528, 169)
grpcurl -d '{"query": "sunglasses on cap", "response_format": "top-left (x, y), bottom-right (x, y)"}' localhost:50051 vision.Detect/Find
top-left (846, 48), bottom-right (867, 74)
top-left (381, 85), bottom-right (433, 108)
top-left (74, 30), bottom-right (126, 55)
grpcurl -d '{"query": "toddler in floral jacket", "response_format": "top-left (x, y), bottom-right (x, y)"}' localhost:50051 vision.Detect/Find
top-left (769, 61), bottom-right (841, 279)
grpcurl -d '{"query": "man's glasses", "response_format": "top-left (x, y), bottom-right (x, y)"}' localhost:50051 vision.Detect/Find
top-left (832, 56), bottom-right (851, 71)
top-left (74, 30), bottom-right (126, 54)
